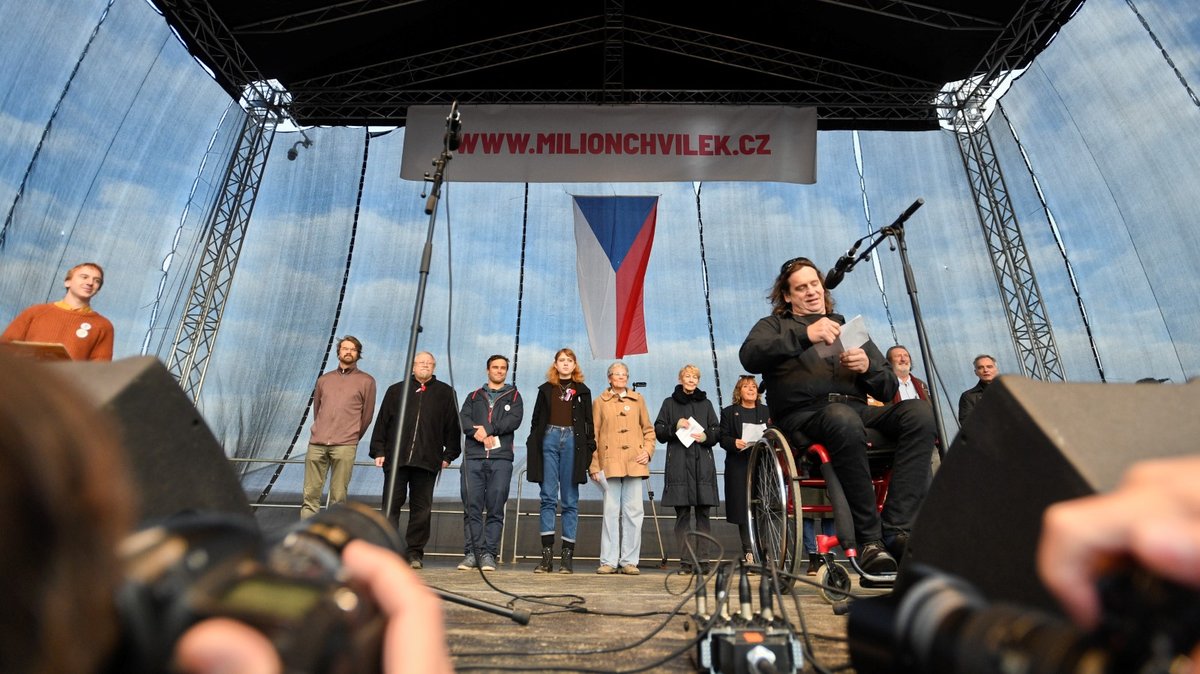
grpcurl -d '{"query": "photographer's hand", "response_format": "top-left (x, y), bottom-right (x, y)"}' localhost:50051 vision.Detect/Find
top-left (342, 539), bottom-right (454, 674)
top-left (174, 540), bottom-right (452, 674)
top-left (1038, 456), bottom-right (1200, 631)
top-left (175, 618), bottom-right (282, 674)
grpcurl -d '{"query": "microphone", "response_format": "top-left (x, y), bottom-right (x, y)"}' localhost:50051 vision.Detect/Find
top-left (631, 381), bottom-right (647, 389)
top-left (444, 101), bottom-right (462, 152)
top-left (825, 198), bottom-right (925, 290)
top-left (894, 197), bottom-right (925, 226)
top-left (824, 254), bottom-right (853, 290)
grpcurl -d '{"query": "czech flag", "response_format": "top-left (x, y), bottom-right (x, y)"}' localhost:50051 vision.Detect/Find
top-left (572, 195), bottom-right (658, 359)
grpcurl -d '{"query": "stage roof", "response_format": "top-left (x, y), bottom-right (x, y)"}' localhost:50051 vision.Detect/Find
top-left (151, 0), bottom-right (1086, 130)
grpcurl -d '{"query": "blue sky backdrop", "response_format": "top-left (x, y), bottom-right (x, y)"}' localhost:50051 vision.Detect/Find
top-left (3, 0), bottom-right (1199, 504)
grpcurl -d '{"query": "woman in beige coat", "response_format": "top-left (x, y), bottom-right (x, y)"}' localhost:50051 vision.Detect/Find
top-left (589, 362), bottom-right (656, 575)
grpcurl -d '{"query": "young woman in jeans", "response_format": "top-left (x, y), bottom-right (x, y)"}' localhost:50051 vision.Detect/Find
top-left (525, 348), bottom-right (595, 573)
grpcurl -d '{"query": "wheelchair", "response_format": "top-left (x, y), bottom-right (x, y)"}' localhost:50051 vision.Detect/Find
top-left (745, 426), bottom-right (897, 602)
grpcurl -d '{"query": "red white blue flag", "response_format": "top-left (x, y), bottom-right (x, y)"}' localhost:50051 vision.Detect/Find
top-left (572, 195), bottom-right (658, 359)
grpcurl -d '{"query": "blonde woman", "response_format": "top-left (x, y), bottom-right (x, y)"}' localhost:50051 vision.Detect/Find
top-left (589, 362), bottom-right (656, 575)
top-left (655, 364), bottom-right (721, 574)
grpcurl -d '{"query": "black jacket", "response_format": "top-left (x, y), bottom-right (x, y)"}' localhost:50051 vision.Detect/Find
top-left (369, 375), bottom-right (461, 473)
top-left (739, 311), bottom-right (897, 419)
top-left (718, 402), bottom-right (770, 525)
top-left (958, 380), bottom-right (990, 427)
top-left (655, 385), bottom-right (721, 508)
top-left (525, 380), bottom-right (596, 484)
top-left (459, 383), bottom-right (524, 461)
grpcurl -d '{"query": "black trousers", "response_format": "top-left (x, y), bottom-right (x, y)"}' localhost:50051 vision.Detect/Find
top-left (383, 464), bottom-right (439, 558)
top-left (777, 399), bottom-right (934, 547)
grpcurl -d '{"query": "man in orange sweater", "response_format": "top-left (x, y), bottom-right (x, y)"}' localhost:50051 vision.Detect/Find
top-left (1, 262), bottom-right (114, 361)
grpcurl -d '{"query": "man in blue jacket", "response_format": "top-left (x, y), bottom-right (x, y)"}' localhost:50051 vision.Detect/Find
top-left (457, 355), bottom-right (524, 571)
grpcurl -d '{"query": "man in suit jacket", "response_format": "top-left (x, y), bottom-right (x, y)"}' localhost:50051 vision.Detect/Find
top-left (886, 345), bottom-right (929, 403)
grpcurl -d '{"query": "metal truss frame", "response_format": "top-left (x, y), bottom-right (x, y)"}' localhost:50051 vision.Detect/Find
top-left (939, 0), bottom-right (1075, 381)
top-left (814, 0), bottom-right (1003, 31)
top-left (160, 0), bottom-right (1083, 127)
top-left (289, 13), bottom-right (943, 124)
top-left (165, 101), bottom-right (280, 402)
top-left (950, 112), bottom-right (1065, 381)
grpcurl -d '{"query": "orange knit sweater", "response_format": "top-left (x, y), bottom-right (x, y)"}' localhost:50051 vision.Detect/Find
top-left (1, 302), bottom-right (114, 361)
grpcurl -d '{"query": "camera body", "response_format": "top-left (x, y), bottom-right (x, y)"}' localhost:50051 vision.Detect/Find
top-left (110, 502), bottom-right (398, 673)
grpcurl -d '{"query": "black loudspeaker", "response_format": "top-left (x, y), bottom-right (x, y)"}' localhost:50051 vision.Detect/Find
top-left (48, 356), bottom-right (251, 523)
top-left (901, 375), bottom-right (1195, 614)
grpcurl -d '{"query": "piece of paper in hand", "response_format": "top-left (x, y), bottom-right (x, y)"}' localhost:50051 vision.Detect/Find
top-left (485, 436), bottom-right (501, 450)
top-left (741, 423), bottom-right (766, 445)
top-left (814, 314), bottom-right (869, 359)
top-left (593, 469), bottom-right (609, 492)
top-left (675, 416), bottom-right (705, 447)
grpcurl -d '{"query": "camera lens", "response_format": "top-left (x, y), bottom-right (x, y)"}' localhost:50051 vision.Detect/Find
top-left (268, 502), bottom-right (401, 580)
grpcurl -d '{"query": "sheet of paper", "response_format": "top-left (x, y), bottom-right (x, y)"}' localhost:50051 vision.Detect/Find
top-left (485, 436), bottom-right (501, 450)
top-left (592, 469), bottom-right (609, 492)
top-left (675, 416), bottom-right (704, 447)
top-left (814, 314), bottom-right (869, 358)
top-left (741, 422), bottom-right (766, 445)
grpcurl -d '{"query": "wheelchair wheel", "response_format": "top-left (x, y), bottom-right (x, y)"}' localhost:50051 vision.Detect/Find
top-left (746, 428), bottom-right (803, 588)
top-left (817, 562), bottom-right (852, 603)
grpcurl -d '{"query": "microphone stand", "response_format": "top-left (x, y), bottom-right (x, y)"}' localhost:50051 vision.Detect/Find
top-left (830, 198), bottom-right (949, 455)
top-left (373, 103), bottom-right (530, 625)
top-left (377, 103), bottom-right (530, 625)
top-left (383, 102), bottom-right (459, 525)
top-left (433, 587), bottom-right (531, 625)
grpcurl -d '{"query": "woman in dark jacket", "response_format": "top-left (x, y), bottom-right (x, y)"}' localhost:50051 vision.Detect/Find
top-left (525, 347), bottom-right (595, 574)
top-left (719, 375), bottom-right (770, 567)
top-left (655, 363), bottom-right (721, 574)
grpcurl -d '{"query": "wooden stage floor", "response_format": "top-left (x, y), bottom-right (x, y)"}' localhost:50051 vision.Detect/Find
top-left (418, 556), bottom-right (887, 673)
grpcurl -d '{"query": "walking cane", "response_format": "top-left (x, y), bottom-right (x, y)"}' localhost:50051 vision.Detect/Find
top-left (647, 488), bottom-right (669, 569)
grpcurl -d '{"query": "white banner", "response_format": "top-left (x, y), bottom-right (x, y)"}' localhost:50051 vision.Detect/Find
top-left (400, 104), bottom-right (817, 184)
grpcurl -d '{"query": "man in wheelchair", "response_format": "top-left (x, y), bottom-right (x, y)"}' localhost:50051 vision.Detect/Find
top-left (739, 257), bottom-right (936, 575)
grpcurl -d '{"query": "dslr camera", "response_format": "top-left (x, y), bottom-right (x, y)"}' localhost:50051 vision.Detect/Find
top-left (109, 502), bottom-right (399, 673)
top-left (849, 563), bottom-right (1200, 674)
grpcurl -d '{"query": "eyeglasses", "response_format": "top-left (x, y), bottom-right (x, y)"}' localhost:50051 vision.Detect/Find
top-left (779, 256), bottom-right (813, 275)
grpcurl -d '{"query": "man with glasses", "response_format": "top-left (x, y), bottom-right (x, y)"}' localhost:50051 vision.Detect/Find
top-left (739, 257), bottom-right (936, 573)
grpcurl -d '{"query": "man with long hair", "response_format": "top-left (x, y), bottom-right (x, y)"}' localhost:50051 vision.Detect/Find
top-left (740, 257), bottom-right (936, 574)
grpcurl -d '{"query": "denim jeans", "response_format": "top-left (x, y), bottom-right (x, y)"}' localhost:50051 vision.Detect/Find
top-left (599, 476), bottom-right (644, 567)
top-left (804, 517), bottom-right (836, 554)
top-left (539, 425), bottom-right (579, 542)
top-left (461, 456), bottom-right (514, 556)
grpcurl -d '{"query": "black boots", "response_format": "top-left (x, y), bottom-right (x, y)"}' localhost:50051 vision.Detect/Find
top-left (807, 552), bottom-right (822, 576)
top-left (534, 546), bottom-right (554, 573)
top-left (558, 546), bottom-right (574, 574)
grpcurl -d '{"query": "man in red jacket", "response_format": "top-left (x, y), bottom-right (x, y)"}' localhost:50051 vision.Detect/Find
top-left (886, 345), bottom-right (929, 403)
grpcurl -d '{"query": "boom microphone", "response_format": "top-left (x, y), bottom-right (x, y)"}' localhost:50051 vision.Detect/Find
top-left (824, 198), bottom-right (925, 290)
top-left (444, 101), bottom-right (462, 152)
top-left (824, 255), bottom-right (852, 290)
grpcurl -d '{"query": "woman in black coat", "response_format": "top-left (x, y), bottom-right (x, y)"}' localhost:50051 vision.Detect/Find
top-left (719, 375), bottom-right (770, 566)
top-left (525, 347), bottom-right (595, 574)
top-left (655, 364), bottom-right (721, 573)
